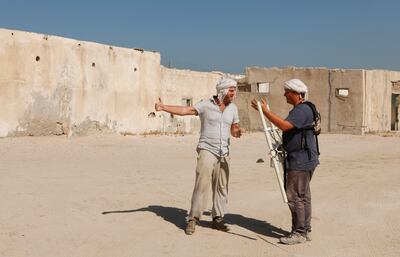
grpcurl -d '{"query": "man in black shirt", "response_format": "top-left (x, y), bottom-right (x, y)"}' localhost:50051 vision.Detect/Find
top-left (251, 78), bottom-right (319, 245)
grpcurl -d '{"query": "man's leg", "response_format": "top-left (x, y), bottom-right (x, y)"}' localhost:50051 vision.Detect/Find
top-left (305, 169), bottom-right (314, 240)
top-left (186, 150), bottom-right (216, 235)
top-left (280, 170), bottom-right (308, 244)
top-left (211, 155), bottom-right (229, 231)
top-left (211, 155), bottom-right (229, 218)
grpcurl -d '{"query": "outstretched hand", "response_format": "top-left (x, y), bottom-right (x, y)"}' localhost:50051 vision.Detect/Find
top-left (250, 98), bottom-right (268, 113)
top-left (155, 97), bottom-right (164, 111)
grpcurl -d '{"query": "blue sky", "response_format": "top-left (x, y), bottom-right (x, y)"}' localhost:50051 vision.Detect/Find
top-left (1, 0), bottom-right (399, 74)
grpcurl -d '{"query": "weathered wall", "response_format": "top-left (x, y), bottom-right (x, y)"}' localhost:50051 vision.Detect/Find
top-left (157, 67), bottom-right (221, 133)
top-left (235, 92), bottom-right (268, 131)
top-left (0, 28), bottom-right (163, 137)
top-left (328, 69), bottom-right (364, 134)
top-left (245, 67), bottom-right (330, 132)
top-left (364, 70), bottom-right (400, 132)
top-left (0, 28), bottom-right (227, 137)
top-left (3, 28), bottom-right (400, 137)
top-left (245, 67), bottom-right (365, 134)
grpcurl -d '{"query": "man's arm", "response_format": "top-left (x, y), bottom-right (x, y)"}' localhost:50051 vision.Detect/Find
top-left (155, 97), bottom-right (198, 116)
top-left (231, 123), bottom-right (242, 138)
top-left (250, 99), bottom-right (294, 131)
top-left (263, 111), bottom-right (294, 131)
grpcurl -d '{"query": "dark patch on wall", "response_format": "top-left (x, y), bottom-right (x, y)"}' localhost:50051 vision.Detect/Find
top-left (70, 118), bottom-right (113, 136)
top-left (15, 80), bottom-right (73, 136)
top-left (11, 119), bottom-right (68, 136)
top-left (163, 115), bottom-right (187, 134)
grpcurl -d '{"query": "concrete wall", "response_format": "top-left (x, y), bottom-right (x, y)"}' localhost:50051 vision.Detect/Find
top-left (157, 67), bottom-right (221, 133)
top-left (245, 67), bottom-right (330, 132)
top-left (0, 28), bottom-right (225, 137)
top-left (328, 69), bottom-right (364, 134)
top-left (2, 28), bottom-right (400, 137)
top-left (234, 92), bottom-right (268, 131)
top-left (0, 28), bottom-right (164, 137)
top-left (244, 67), bottom-right (366, 134)
top-left (364, 70), bottom-right (400, 132)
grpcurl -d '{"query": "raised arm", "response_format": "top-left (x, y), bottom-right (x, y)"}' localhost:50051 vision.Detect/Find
top-left (155, 97), bottom-right (198, 116)
top-left (250, 98), bottom-right (294, 131)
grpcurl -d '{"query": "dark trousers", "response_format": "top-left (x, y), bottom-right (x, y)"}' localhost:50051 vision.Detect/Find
top-left (286, 169), bottom-right (314, 234)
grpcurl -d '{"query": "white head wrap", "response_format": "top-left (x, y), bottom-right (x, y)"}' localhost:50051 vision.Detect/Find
top-left (284, 79), bottom-right (308, 99)
top-left (216, 78), bottom-right (237, 102)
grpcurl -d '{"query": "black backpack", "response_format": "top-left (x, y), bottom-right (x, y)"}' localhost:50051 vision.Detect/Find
top-left (300, 101), bottom-right (321, 156)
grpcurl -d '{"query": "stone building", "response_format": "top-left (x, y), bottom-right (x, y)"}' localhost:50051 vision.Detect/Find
top-left (236, 67), bottom-right (400, 134)
top-left (1, 28), bottom-right (400, 137)
top-left (0, 28), bottom-right (222, 137)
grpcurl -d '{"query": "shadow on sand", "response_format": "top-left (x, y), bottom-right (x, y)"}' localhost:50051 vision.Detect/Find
top-left (102, 205), bottom-right (188, 230)
top-left (102, 205), bottom-right (288, 239)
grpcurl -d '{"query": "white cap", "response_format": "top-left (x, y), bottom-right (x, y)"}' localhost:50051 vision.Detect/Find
top-left (216, 78), bottom-right (237, 91)
top-left (283, 79), bottom-right (308, 94)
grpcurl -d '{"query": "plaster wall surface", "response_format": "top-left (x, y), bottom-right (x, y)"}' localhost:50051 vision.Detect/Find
top-left (0, 28), bottom-right (228, 137)
top-left (2, 28), bottom-right (399, 137)
top-left (234, 92), bottom-right (268, 131)
top-left (364, 70), bottom-right (400, 132)
top-left (245, 67), bottom-right (331, 132)
top-left (328, 69), bottom-right (364, 133)
top-left (0, 28), bottom-right (161, 136)
top-left (245, 67), bottom-right (365, 134)
top-left (158, 67), bottom-right (221, 133)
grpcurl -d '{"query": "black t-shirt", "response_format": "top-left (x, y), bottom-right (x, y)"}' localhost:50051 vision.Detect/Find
top-left (283, 103), bottom-right (320, 171)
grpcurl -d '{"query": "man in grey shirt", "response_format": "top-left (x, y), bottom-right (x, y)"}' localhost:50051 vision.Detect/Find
top-left (155, 77), bottom-right (242, 235)
top-left (251, 79), bottom-right (319, 245)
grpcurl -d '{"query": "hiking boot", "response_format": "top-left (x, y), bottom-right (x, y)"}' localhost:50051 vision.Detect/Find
top-left (279, 232), bottom-right (306, 245)
top-left (212, 216), bottom-right (229, 232)
top-left (306, 231), bottom-right (312, 241)
top-left (185, 218), bottom-right (199, 235)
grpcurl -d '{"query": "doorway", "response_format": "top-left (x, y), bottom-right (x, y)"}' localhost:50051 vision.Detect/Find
top-left (391, 81), bottom-right (400, 131)
top-left (391, 94), bottom-right (400, 130)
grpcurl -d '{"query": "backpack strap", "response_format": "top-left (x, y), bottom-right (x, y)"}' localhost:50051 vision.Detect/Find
top-left (315, 132), bottom-right (320, 155)
top-left (300, 101), bottom-right (320, 156)
top-left (302, 101), bottom-right (318, 121)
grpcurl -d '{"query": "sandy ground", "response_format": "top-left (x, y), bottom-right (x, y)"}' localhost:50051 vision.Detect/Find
top-left (0, 132), bottom-right (400, 257)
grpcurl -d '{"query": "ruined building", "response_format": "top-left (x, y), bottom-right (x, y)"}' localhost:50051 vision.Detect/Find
top-left (1, 28), bottom-right (400, 137)
top-left (237, 67), bottom-right (400, 134)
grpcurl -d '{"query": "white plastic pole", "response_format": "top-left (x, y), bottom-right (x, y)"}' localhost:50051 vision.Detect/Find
top-left (257, 101), bottom-right (288, 203)
top-left (266, 104), bottom-right (282, 142)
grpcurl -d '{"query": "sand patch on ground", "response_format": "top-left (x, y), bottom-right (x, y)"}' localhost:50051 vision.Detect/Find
top-left (0, 133), bottom-right (399, 257)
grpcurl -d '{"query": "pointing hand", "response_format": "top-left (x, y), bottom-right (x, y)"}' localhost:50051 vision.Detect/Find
top-left (155, 97), bottom-right (164, 111)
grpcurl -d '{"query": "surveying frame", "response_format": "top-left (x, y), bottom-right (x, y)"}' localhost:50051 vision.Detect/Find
top-left (256, 100), bottom-right (288, 203)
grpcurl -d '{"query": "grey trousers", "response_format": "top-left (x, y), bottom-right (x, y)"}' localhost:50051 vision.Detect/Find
top-left (188, 150), bottom-right (229, 220)
top-left (286, 169), bottom-right (314, 234)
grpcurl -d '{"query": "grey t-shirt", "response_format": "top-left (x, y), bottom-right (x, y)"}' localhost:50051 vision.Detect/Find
top-left (283, 103), bottom-right (320, 171)
top-left (194, 97), bottom-right (240, 157)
